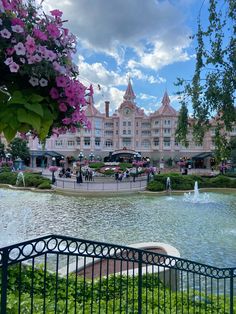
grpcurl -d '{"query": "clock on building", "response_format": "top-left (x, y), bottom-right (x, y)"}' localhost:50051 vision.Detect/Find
top-left (124, 107), bottom-right (131, 115)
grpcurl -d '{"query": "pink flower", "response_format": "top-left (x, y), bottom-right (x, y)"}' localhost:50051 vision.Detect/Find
top-left (0, 28), bottom-right (11, 38)
top-left (59, 103), bottom-right (67, 112)
top-left (9, 62), bottom-right (19, 72)
top-left (33, 29), bottom-right (48, 41)
top-left (4, 57), bottom-right (13, 65)
top-left (47, 23), bottom-right (60, 38)
top-left (6, 47), bottom-right (14, 55)
top-left (56, 76), bottom-right (67, 87)
top-left (33, 54), bottom-right (42, 63)
top-left (14, 42), bottom-right (26, 55)
top-left (50, 9), bottom-right (63, 18)
top-left (25, 36), bottom-right (36, 54)
top-left (11, 25), bottom-right (24, 33)
top-left (11, 18), bottom-right (25, 28)
top-left (62, 117), bottom-right (71, 125)
top-left (50, 88), bottom-right (59, 99)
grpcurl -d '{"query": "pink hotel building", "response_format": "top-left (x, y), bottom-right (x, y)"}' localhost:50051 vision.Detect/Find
top-left (28, 80), bottom-right (236, 167)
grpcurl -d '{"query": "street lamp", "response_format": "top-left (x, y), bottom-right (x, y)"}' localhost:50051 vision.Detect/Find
top-left (89, 152), bottom-right (94, 162)
top-left (77, 152), bottom-right (84, 183)
top-left (51, 157), bottom-right (56, 184)
top-left (133, 152), bottom-right (141, 182)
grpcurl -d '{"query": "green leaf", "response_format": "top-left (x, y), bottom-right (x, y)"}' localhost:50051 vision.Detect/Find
top-left (3, 127), bottom-right (17, 142)
top-left (38, 119), bottom-right (53, 140)
top-left (24, 102), bottom-right (44, 117)
top-left (17, 108), bottom-right (41, 132)
top-left (29, 94), bottom-right (44, 103)
top-left (9, 90), bottom-right (26, 105)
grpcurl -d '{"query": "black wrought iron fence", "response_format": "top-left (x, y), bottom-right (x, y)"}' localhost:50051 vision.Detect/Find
top-left (0, 235), bottom-right (235, 313)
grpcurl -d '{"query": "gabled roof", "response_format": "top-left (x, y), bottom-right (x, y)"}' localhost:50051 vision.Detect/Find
top-left (155, 91), bottom-right (177, 116)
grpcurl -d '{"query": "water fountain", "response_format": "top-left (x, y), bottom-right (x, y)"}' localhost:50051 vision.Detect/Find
top-left (183, 181), bottom-right (210, 203)
top-left (16, 171), bottom-right (25, 187)
top-left (166, 177), bottom-right (171, 193)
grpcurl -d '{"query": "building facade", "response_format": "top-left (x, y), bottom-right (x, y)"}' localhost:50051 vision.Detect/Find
top-left (27, 80), bottom-right (236, 166)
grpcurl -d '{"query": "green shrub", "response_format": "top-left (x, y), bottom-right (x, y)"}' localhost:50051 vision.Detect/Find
top-left (0, 171), bottom-right (17, 185)
top-left (209, 175), bottom-right (232, 188)
top-left (89, 162), bottom-right (105, 169)
top-left (119, 162), bottom-right (133, 171)
top-left (147, 181), bottom-right (165, 191)
top-left (37, 181), bottom-right (52, 189)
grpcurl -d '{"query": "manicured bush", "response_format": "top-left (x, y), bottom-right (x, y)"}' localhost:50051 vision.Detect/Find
top-left (147, 181), bottom-right (165, 191)
top-left (0, 171), bottom-right (17, 185)
top-left (37, 181), bottom-right (52, 189)
top-left (89, 162), bottom-right (105, 169)
top-left (210, 175), bottom-right (232, 188)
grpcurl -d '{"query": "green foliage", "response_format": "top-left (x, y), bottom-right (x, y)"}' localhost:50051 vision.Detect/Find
top-left (0, 140), bottom-right (5, 158)
top-left (175, 102), bottom-right (189, 147)
top-left (0, 171), bottom-right (17, 185)
top-left (119, 162), bottom-right (133, 171)
top-left (0, 171), bottom-right (51, 189)
top-left (1, 264), bottom-right (235, 313)
top-left (147, 173), bottom-right (236, 191)
top-left (175, 0), bottom-right (236, 155)
top-left (7, 137), bottom-right (30, 161)
top-left (89, 162), bottom-right (105, 169)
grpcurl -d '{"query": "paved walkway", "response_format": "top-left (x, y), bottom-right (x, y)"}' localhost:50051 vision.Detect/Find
top-left (41, 169), bottom-right (148, 193)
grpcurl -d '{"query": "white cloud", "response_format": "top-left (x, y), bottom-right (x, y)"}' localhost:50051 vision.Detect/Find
top-left (43, 0), bottom-right (192, 69)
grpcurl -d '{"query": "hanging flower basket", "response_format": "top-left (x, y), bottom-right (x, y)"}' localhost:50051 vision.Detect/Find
top-left (0, 0), bottom-right (92, 142)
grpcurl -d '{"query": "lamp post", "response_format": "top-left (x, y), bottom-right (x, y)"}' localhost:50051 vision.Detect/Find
top-left (89, 152), bottom-right (94, 162)
top-left (77, 152), bottom-right (84, 183)
top-left (51, 157), bottom-right (56, 184)
top-left (133, 152), bottom-right (141, 182)
top-left (146, 157), bottom-right (150, 183)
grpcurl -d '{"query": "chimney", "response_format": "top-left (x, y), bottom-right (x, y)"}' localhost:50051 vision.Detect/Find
top-left (105, 101), bottom-right (110, 117)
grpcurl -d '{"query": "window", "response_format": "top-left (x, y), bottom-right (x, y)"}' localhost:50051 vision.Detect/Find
top-left (164, 120), bottom-right (171, 125)
top-left (136, 130), bottom-right (138, 135)
top-left (128, 130), bottom-right (131, 135)
top-left (116, 121), bottom-right (119, 127)
top-left (123, 130), bottom-right (126, 135)
top-left (67, 140), bottom-right (75, 147)
top-left (104, 130), bottom-right (113, 135)
top-left (141, 122), bottom-right (151, 128)
top-left (95, 119), bottom-right (101, 128)
top-left (55, 139), bottom-right (63, 147)
top-left (84, 129), bottom-right (91, 134)
top-left (174, 138), bottom-right (179, 146)
top-left (154, 129), bottom-right (159, 134)
top-left (141, 139), bottom-right (151, 148)
top-left (164, 128), bottom-right (171, 134)
top-left (104, 122), bottom-right (114, 128)
top-left (84, 137), bottom-right (90, 146)
top-left (122, 138), bottom-right (131, 147)
top-left (211, 128), bottom-right (216, 135)
top-left (136, 122), bottom-right (139, 127)
top-left (76, 138), bottom-right (80, 146)
top-left (123, 121), bottom-right (126, 126)
top-left (116, 130), bottom-right (118, 135)
top-left (154, 120), bottom-right (159, 125)
top-left (105, 140), bottom-right (113, 147)
top-left (141, 130), bottom-right (151, 136)
top-left (128, 121), bottom-right (131, 126)
top-left (95, 129), bottom-right (101, 136)
top-left (95, 137), bottom-right (100, 146)
top-left (163, 137), bottom-right (171, 147)
top-left (153, 138), bottom-right (159, 146)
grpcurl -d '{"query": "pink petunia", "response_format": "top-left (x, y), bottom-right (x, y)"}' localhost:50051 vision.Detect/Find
top-left (14, 42), bottom-right (26, 55)
top-left (11, 18), bottom-right (25, 28)
top-left (25, 35), bottom-right (36, 54)
top-left (11, 25), bottom-right (24, 33)
top-left (0, 28), bottom-right (11, 38)
top-left (33, 29), bottom-right (48, 41)
top-left (59, 103), bottom-right (67, 112)
top-left (50, 87), bottom-right (59, 99)
top-left (56, 76), bottom-right (67, 88)
top-left (47, 23), bottom-right (60, 38)
top-left (9, 62), bottom-right (19, 72)
top-left (4, 57), bottom-right (13, 65)
top-left (6, 47), bottom-right (15, 55)
top-left (50, 9), bottom-right (63, 18)
top-left (62, 117), bottom-right (71, 125)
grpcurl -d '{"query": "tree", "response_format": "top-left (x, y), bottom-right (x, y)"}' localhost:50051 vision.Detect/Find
top-left (0, 140), bottom-right (5, 159)
top-left (176, 0), bottom-right (236, 161)
top-left (0, 0), bottom-right (91, 142)
top-left (7, 138), bottom-right (30, 161)
top-left (229, 136), bottom-right (236, 164)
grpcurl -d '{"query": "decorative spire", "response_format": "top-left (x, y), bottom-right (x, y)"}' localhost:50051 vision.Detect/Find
top-left (123, 78), bottom-right (136, 102)
top-left (162, 90), bottom-right (170, 106)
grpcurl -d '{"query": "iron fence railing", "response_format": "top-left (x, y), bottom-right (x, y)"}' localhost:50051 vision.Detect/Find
top-left (0, 234), bottom-right (235, 313)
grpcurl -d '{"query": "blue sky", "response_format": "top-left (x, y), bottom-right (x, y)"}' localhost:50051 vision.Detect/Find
top-left (43, 0), bottom-right (207, 115)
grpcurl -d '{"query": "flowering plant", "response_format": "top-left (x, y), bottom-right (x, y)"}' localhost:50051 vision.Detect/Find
top-left (0, 0), bottom-right (91, 141)
top-left (49, 166), bottom-right (58, 172)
